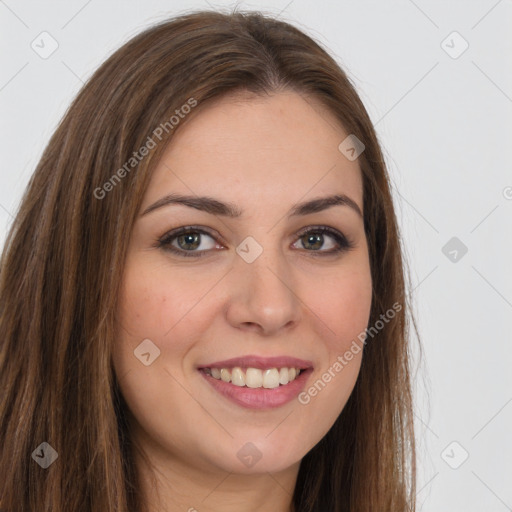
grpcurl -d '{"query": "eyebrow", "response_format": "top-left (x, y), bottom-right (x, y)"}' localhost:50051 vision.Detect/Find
top-left (141, 193), bottom-right (363, 218)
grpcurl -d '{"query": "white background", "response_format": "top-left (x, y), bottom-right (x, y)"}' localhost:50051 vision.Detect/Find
top-left (1, 1), bottom-right (511, 510)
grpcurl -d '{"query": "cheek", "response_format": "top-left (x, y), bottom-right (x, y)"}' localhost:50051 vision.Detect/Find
top-left (296, 264), bottom-right (371, 425)
top-left (309, 264), bottom-right (372, 350)
top-left (116, 257), bottom-right (216, 344)
top-left (112, 260), bottom-right (215, 445)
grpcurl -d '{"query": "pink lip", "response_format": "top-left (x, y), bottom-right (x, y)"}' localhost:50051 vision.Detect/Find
top-left (197, 355), bottom-right (314, 371)
top-left (199, 367), bottom-right (313, 409)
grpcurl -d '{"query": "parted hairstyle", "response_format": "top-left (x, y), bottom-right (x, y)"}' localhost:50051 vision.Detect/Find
top-left (0, 8), bottom-right (418, 512)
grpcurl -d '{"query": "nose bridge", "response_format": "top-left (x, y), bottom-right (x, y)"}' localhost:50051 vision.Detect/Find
top-left (226, 239), bottom-right (301, 333)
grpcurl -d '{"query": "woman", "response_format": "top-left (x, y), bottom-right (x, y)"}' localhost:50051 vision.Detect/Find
top-left (0, 9), bottom-right (417, 512)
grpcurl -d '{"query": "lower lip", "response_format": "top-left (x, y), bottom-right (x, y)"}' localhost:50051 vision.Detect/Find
top-left (199, 368), bottom-right (312, 409)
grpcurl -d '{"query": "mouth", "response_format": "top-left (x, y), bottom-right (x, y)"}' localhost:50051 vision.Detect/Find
top-left (197, 355), bottom-right (313, 409)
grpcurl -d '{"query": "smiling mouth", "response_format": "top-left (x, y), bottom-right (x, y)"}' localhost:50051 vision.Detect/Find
top-left (200, 366), bottom-right (305, 389)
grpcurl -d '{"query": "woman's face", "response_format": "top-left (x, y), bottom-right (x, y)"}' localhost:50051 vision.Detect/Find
top-left (113, 91), bottom-right (372, 476)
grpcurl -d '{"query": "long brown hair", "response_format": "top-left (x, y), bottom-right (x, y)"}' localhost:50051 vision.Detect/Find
top-left (0, 9), bottom-right (417, 511)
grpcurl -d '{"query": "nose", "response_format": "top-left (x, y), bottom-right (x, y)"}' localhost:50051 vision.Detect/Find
top-left (224, 245), bottom-right (302, 336)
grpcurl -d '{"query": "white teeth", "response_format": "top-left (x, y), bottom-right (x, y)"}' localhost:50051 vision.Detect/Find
top-left (245, 368), bottom-right (263, 388)
top-left (231, 367), bottom-right (245, 387)
top-left (263, 368), bottom-right (280, 388)
top-left (204, 366), bottom-right (303, 388)
top-left (279, 367), bottom-right (289, 385)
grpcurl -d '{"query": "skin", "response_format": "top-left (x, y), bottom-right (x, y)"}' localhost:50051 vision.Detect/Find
top-left (113, 90), bottom-right (373, 512)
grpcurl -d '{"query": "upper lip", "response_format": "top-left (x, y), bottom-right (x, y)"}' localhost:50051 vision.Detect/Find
top-left (198, 355), bottom-right (314, 370)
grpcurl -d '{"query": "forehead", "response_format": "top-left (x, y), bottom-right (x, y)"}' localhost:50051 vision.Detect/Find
top-left (144, 91), bottom-right (363, 211)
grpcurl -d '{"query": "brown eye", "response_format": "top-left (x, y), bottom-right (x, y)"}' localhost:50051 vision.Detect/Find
top-left (176, 232), bottom-right (202, 250)
top-left (158, 227), bottom-right (221, 257)
top-left (300, 232), bottom-right (328, 251)
top-left (292, 226), bottom-right (353, 255)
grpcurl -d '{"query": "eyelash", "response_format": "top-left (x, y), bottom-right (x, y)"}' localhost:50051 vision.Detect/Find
top-left (156, 225), bottom-right (355, 258)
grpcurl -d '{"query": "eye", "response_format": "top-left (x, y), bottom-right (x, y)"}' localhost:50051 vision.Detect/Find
top-left (291, 226), bottom-right (354, 255)
top-left (157, 225), bottom-right (354, 258)
top-left (157, 226), bottom-right (223, 258)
